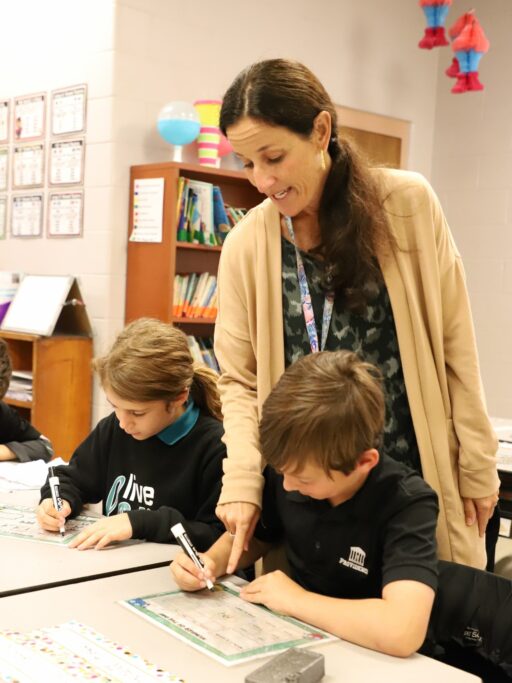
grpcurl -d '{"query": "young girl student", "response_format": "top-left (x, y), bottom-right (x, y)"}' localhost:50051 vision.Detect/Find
top-left (37, 318), bottom-right (226, 551)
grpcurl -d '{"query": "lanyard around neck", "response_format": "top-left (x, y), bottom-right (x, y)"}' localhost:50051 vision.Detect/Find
top-left (284, 215), bottom-right (334, 353)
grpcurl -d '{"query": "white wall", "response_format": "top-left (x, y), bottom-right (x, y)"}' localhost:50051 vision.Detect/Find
top-left (0, 0), bottom-right (117, 418)
top-left (431, 0), bottom-right (512, 417)
top-left (1, 0), bottom-right (440, 426)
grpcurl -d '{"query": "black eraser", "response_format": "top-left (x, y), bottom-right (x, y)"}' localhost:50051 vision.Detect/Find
top-left (245, 648), bottom-right (325, 683)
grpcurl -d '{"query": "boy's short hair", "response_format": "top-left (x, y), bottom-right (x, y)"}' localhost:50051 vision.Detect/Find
top-left (259, 350), bottom-right (385, 475)
top-left (0, 338), bottom-right (13, 400)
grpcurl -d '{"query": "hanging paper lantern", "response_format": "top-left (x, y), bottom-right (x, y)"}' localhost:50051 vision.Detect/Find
top-left (450, 13), bottom-right (490, 94)
top-left (418, 0), bottom-right (452, 50)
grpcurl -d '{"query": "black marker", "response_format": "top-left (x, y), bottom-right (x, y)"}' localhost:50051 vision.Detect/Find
top-left (171, 522), bottom-right (214, 591)
top-left (49, 466), bottom-right (65, 536)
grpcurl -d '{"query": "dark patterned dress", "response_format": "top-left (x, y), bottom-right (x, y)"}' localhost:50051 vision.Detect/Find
top-left (282, 236), bottom-right (421, 473)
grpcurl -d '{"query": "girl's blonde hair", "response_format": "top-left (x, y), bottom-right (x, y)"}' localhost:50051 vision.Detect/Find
top-left (93, 318), bottom-right (222, 420)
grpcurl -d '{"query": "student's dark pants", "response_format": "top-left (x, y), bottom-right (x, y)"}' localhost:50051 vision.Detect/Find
top-left (485, 505), bottom-right (501, 572)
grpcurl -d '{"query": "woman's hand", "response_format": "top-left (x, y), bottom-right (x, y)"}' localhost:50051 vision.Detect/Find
top-left (240, 570), bottom-right (306, 616)
top-left (36, 497), bottom-right (72, 532)
top-left (462, 490), bottom-right (500, 536)
top-left (68, 513), bottom-right (133, 550)
top-left (215, 502), bottom-right (260, 573)
top-left (170, 551), bottom-right (216, 591)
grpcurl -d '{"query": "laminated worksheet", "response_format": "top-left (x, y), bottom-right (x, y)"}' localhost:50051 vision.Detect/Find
top-left (121, 581), bottom-right (335, 667)
top-left (0, 504), bottom-right (97, 545)
top-left (0, 621), bottom-right (183, 682)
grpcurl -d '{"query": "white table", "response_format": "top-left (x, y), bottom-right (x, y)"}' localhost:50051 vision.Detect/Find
top-left (0, 567), bottom-right (480, 683)
top-left (0, 487), bottom-right (177, 597)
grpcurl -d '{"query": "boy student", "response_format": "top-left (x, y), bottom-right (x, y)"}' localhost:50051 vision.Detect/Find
top-left (171, 350), bottom-right (439, 657)
top-left (0, 338), bottom-right (53, 463)
top-left (37, 318), bottom-right (225, 551)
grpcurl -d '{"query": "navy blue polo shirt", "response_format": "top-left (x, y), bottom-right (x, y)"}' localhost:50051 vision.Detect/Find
top-left (255, 454), bottom-right (439, 600)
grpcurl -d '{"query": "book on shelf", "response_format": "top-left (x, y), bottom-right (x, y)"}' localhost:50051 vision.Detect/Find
top-left (176, 177), bottom-right (189, 242)
top-left (173, 274), bottom-right (189, 317)
top-left (198, 275), bottom-right (217, 318)
top-left (188, 272), bottom-right (209, 318)
top-left (173, 272), bottom-right (217, 319)
top-left (182, 272), bottom-right (198, 318)
top-left (6, 370), bottom-right (33, 402)
top-left (212, 185), bottom-right (230, 244)
top-left (175, 178), bottom-right (248, 247)
top-left (226, 205), bottom-right (247, 227)
top-left (187, 179), bottom-right (215, 246)
top-left (204, 289), bottom-right (217, 319)
top-left (186, 335), bottom-right (220, 373)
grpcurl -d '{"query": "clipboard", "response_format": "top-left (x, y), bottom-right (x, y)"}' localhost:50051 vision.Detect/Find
top-left (0, 274), bottom-right (92, 337)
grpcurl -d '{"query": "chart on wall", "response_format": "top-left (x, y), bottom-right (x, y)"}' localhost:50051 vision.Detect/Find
top-left (1, 84), bottom-right (87, 239)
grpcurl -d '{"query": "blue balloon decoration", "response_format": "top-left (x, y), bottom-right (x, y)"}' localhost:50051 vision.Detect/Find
top-left (157, 101), bottom-right (200, 161)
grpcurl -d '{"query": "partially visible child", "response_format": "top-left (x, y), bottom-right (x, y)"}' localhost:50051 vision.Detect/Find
top-left (0, 338), bottom-right (53, 462)
top-left (37, 318), bottom-right (226, 551)
top-left (172, 350), bottom-right (439, 657)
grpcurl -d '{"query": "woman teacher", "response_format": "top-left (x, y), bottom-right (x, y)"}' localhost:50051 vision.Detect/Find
top-left (214, 58), bottom-right (499, 571)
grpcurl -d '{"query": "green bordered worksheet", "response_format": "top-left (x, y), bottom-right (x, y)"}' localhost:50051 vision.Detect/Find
top-left (0, 504), bottom-right (97, 544)
top-left (121, 581), bottom-right (335, 667)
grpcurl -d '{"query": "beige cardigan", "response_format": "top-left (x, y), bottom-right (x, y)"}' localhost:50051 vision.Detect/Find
top-left (214, 168), bottom-right (499, 569)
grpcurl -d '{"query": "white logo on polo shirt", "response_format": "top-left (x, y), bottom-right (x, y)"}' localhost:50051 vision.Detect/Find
top-left (339, 546), bottom-right (369, 575)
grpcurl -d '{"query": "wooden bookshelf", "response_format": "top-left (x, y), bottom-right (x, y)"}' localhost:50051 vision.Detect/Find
top-left (125, 161), bottom-right (263, 332)
top-left (0, 330), bottom-right (92, 461)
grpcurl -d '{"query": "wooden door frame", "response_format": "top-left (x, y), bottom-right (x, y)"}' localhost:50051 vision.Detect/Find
top-left (335, 105), bottom-right (411, 170)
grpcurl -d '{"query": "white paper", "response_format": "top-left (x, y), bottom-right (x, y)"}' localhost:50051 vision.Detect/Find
top-left (1, 274), bottom-right (73, 335)
top-left (13, 144), bottom-right (44, 188)
top-left (0, 457), bottom-right (66, 491)
top-left (130, 178), bottom-right (164, 243)
top-left (50, 139), bottom-right (84, 185)
top-left (122, 581), bottom-right (336, 667)
top-left (11, 194), bottom-right (43, 237)
top-left (0, 621), bottom-right (183, 682)
top-left (0, 198), bottom-right (6, 239)
top-left (490, 417), bottom-right (512, 472)
top-left (0, 100), bottom-right (9, 142)
top-left (48, 191), bottom-right (83, 237)
top-left (0, 148), bottom-right (8, 191)
top-left (0, 504), bottom-right (98, 544)
top-left (14, 93), bottom-right (45, 141)
top-left (51, 85), bottom-right (87, 136)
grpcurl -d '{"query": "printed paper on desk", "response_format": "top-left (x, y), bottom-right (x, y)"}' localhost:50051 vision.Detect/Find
top-left (0, 457), bottom-right (66, 491)
top-left (121, 581), bottom-right (336, 667)
top-left (0, 504), bottom-right (97, 544)
top-left (0, 620), bottom-right (184, 682)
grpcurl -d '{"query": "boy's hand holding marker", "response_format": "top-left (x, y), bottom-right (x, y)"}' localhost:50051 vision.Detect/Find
top-left (171, 522), bottom-right (216, 591)
top-left (171, 548), bottom-right (217, 591)
top-left (36, 496), bottom-right (72, 534)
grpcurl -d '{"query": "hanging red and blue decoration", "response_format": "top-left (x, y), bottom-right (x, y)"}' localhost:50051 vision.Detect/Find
top-left (418, 3), bottom-right (490, 94)
top-left (418, 0), bottom-right (452, 49)
top-left (447, 12), bottom-right (489, 93)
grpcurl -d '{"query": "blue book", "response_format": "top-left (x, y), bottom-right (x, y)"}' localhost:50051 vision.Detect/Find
top-left (212, 186), bottom-right (230, 243)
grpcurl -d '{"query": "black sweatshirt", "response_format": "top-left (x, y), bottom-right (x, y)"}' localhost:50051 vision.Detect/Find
top-left (0, 401), bottom-right (53, 462)
top-left (40, 409), bottom-right (226, 551)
